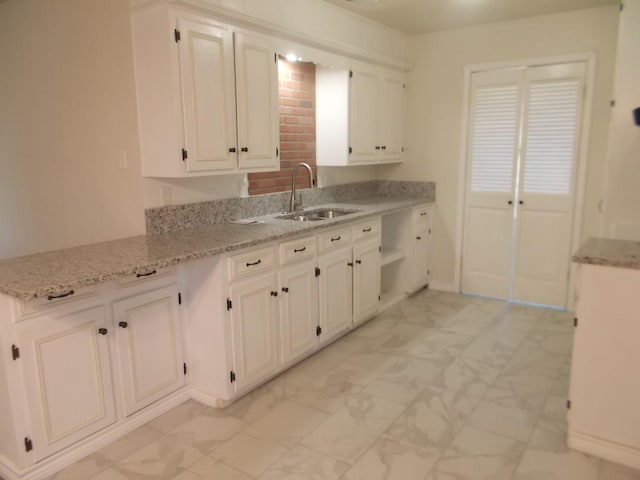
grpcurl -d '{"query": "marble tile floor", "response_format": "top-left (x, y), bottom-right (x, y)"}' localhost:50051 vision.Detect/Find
top-left (46, 290), bottom-right (640, 480)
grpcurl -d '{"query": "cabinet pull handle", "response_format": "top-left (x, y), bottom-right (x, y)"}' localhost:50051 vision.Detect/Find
top-left (420, 212), bottom-right (427, 216)
top-left (294, 247), bottom-right (306, 253)
top-left (271, 291), bottom-right (278, 297)
top-left (241, 147), bottom-right (249, 152)
top-left (229, 147), bottom-right (237, 153)
top-left (362, 227), bottom-right (372, 232)
top-left (381, 145), bottom-right (387, 150)
top-left (416, 236), bottom-right (422, 240)
top-left (331, 236), bottom-right (341, 242)
top-left (136, 269), bottom-right (156, 278)
top-left (282, 287), bottom-right (289, 293)
top-left (348, 262), bottom-right (353, 267)
top-left (246, 259), bottom-right (262, 267)
top-left (47, 290), bottom-right (75, 301)
top-left (98, 328), bottom-right (108, 335)
top-left (375, 146), bottom-right (380, 150)
top-left (356, 260), bottom-right (362, 265)
top-left (119, 321), bottom-right (128, 328)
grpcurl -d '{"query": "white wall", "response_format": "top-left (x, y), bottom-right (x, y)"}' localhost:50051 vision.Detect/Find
top-left (602, 0), bottom-right (640, 240)
top-left (379, 6), bottom-right (619, 290)
top-left (0, 0), bottom-right (405, 260)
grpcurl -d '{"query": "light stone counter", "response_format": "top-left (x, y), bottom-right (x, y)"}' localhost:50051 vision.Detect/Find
top-left (573, 237), bottom-right (640, 270)
top-left (0, 196), bottom-right (432, 300)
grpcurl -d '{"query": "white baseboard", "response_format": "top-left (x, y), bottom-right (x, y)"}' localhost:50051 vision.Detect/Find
top-left (0, 388), bottom-right (191, 480)
top-left (568, 430), bottom-right (640, 470)
top-left (428, 281), bottom-right (458, 293)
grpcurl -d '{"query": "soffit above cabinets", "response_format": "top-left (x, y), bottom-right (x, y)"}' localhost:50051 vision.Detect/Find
top-left (322, 0), bottom-right (618, 34)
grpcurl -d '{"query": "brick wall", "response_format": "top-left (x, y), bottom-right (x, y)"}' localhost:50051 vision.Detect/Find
top-left (248, 59), bottom-right (317, 196)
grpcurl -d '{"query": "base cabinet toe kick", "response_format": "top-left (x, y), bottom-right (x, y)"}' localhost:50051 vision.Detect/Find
top-left (0, 204), bottom-right (432, 480)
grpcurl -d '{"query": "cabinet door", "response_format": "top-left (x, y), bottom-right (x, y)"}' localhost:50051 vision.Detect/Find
top-left (229, 272), bottom-right (279, 391)
top-left (412, 224), bottom-right (430, 291)
top-left (17, 306), bottom-right (116, 461)
top-left (318, 246), bottom-right (353, 341)
top-left (177, 18), bottom-right (237, 172)
top-left (234, 32), bottom-right (280, 170)
top-left (353, 237), bottom-right (381, 324)
top-left (279, 260), bottom-right (319, 365)
top-left (113, 285), bottom-right (185, 417)
top-left (349, 64), bottom-right (380, 163)
top-left (380, 69), bottom-right (405, 161)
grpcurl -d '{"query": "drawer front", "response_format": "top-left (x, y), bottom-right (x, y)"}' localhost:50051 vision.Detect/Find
top-left (414, 204), bottom-right (431, 227)
top-left (228, 245), bottom-right (276, 281)
top-left (16, 285), bottom-right (100, 321)
top-left (114, 267), bottom-right (177, 296)
top-left (352, 217), bottom-right (382, 242)
top-left (279, 236), bottom-right (317, 265)
top-left (318, 227), bottom-right (352, 253)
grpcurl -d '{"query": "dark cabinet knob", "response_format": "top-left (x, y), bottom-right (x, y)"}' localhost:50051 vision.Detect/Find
top-left (375, 146), bottom-right (381, 150)
top-left (271, 291), bottom-right (278, 297)
top-left (282, 287), bottom-right (289, 293)
top-left (416, 236), bottom-right (422, 240)
top-left (356, 260), bottom-right (362, 265)
top-left (98, 328), bottom-right (108, 335)
top-left (241, 147), bottom-right (249, 152)
top-left (119, 321), bottom-right (128, 328)
top-left (519, 200), bottom-right (524, 205)
top-left (508, 200), bottom-right (513, 205)
top-left (229, 147), bottom-right (237, 153)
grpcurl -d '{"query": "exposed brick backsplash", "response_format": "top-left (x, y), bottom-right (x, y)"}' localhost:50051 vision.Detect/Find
top-left (248, 59), bottom-right (317, 196)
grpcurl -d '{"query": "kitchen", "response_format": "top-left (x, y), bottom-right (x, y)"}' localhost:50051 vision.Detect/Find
top-left (0, 0), bottom-right (639, 479)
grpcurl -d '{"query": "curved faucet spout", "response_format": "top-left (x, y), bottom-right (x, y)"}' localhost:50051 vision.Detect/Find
top-left (290, 162), bottom-right (315, 212)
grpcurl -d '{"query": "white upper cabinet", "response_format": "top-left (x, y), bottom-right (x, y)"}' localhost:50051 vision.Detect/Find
top-left (131, 6), bottom-right (279, 177)
top-left (234, 33), bottom-right (280, 170)
top-left (317, 63), bottom-right (405, 166)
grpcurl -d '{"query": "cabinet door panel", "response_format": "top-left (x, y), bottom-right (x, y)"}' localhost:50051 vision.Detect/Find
top-left (235, 33), bottom-right (279, 170)
top-left (229, 272), bottom-right (279, 391)
top-left (178, 18), bottom-right (237, 172)
top-left (354, 237), bottom-right (381, 324)
top-left (113, 285), bottom-right (185, 416)
top-left (279, 260), bottom-right (318, 365)
top-left (319, 246), bottom-right (353, 341)
top-left (412, 225), bottom-right (430, 291)
top-left (380, 69), bottom-right (405, 160)
top-left (350, 65), bottom-right (380, 163)
top-left (18, 306), bottom-right (116, 461)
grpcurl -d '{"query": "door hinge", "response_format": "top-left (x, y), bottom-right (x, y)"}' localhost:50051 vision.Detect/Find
top-left (316, 326), bottom-right (322, 336)
top-left (183, 363), bottom-right (187, 375)
top-left (174, 28), bottom-right (181, 42)
top-left (349, 70), bottom-right (353, 78)
top-left (226, 298), bottom-right (232, 310)
top-left (574, 317), bottom-right (578, 327)
top-left (427, 269), bottom-right (430, 275)
top-left (379, 246), bottom-right (382, 252)
top-left (315, 267), bottom-right (321, 277)
top-left (11, 344), bottom-right (19, 361)
top-left (402, 146), bottom-right (405, 153)
top-left (348, 146), bottom-right (352, 154)
top-left (178, 292), bottom-right (182, 305)
top-left (620, 2), bottom-right (624, 11)
top-left (403, 83), bottom-right (406, 89)
top-left (274, 52), bottom-right (278, 63)
top-left (276, 147), bottom-right (279, 157)
top-left (567, 400), bottom-right (571, 409)
top-left (378, 295), bottom-right (381, 301)
top-left (181, 148), bottom-right (188, 161)
top-left (230, 370), bottom-right (236, 383)
top-left (24, 437), bottom-right (33, 453)
top-left (611, 99), bottom-right (616, 107)
top-left (428, 228), bottom-right (431, 234)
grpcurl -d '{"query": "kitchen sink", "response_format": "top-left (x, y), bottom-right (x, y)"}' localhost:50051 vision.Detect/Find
top-left (276, 207), bottom-right (361, 221)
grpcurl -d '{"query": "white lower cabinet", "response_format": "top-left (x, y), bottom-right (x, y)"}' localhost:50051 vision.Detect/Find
top-left (112, 285), bottom-right (186, 417)
top-left (412, 224), bottom-right (431, 291)
top-left (228, 271), bottom-right (280, 392)
top-left (318, 246), bottom-right (353, 342)
top-left (353, 237), bottom-right (381, 324)
top-left (279, 259), bottom-right (319, 366)
top-left (16, 305), bottom-right (117, 462)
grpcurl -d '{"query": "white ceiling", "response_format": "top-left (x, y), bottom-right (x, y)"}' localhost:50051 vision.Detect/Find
top-left (322, 0), bottom-right (618, 34)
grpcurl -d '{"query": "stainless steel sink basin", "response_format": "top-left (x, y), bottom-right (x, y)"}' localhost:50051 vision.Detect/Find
top-left (276, 207), bottom-right (360, 222)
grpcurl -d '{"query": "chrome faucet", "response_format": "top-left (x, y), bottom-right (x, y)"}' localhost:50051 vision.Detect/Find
top-left (289, 162), bottom-right (314, 212)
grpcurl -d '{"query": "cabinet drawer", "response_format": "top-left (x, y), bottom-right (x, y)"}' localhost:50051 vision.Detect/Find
top-left (318, 227), bottom-right (352, 253)
top-left (279, 236), bottom-right (317, 265)
top-left (15, 285), bottom-right (100, 321)
top-left (228, 246), bottom-right (276, 281)
top-left (352, 217), bottom-right (381, 241)
top-left (414, 204), bottom-right (431, 227)
top-left (114, 267), bottom-right (177, 295)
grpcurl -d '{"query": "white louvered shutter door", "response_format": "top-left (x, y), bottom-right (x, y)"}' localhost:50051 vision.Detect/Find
top-left (461, 68), bottom-right (523, 300)
top-left (512, 62), bottom-right (586, 307)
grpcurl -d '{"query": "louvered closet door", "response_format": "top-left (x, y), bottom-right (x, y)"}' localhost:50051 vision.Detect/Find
top-left (512, 63), bottom-right (586, 307)
top-left (461, 68), bottom-right (523, 299)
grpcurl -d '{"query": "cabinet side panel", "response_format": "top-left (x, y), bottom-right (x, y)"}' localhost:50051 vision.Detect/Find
top-left (316, 67), bottom-right (349, 166)
top-left (0, 305), bottom-right (20, 466)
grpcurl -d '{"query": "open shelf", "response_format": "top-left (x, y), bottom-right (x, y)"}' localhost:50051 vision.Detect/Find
top-left (381, 248), bottom-right (405, 267)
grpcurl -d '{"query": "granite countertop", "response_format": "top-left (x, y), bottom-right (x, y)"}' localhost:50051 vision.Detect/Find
top-left (0, 197), bottom-right (431, 300)
top-left (573, 237), bottom-right (640, 270)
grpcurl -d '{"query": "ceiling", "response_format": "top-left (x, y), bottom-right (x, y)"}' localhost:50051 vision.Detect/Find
top-left (322, 0), bottom-right (618, 34)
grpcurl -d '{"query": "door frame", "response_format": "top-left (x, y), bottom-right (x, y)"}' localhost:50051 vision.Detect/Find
top-left (453, 53), bottom-right (596, 310)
